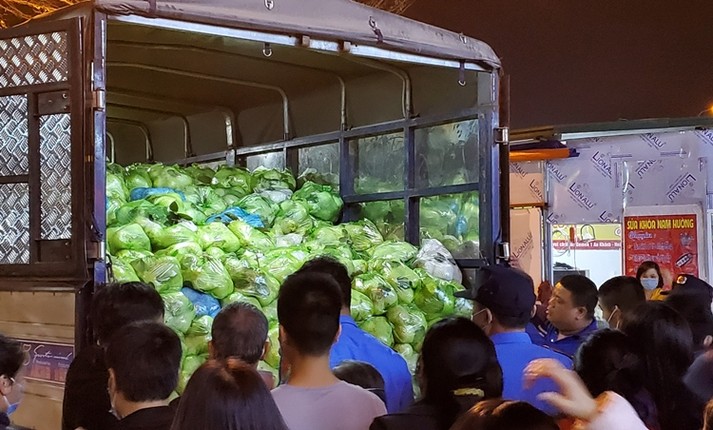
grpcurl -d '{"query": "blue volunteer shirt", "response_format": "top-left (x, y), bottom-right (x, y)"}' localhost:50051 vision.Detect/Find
top-left (491, 332), bottom-right (573, 415)
top-left (330, 315), bottom-right (414, 413)
top-left (526, 319), bottom-right (599, 358)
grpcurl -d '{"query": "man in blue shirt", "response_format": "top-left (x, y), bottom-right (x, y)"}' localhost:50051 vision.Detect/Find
top-left (297, 257), bottom-right (413, 413)
top-left (456, 266), bottom-right (572, 415)
top-left (527, 275), bottom-right (599, 358)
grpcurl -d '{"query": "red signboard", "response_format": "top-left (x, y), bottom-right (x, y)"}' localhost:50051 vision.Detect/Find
top-left (624, 214), bottom-right (698, 287)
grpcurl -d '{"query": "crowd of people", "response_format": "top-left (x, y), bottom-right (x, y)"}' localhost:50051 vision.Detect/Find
top-left (0, 258), bottom-right (712, 430)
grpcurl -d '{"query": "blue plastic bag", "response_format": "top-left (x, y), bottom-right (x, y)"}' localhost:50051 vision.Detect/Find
top-left (130, 187), bottom-right (186, 202)
top-left (181, 287), bottom-right (221, 318)
top-left (206, 207), bottom-right (264, 228)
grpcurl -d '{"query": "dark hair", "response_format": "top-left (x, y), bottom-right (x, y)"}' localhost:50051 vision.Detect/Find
top-left (598, 276), bottom-right (645, 313)
top-left (333, 360), bottom-right (386, 406)
top-left (171, 359), bottom-right (288, 430)
top-left (212, 302), bottom-right (268, 364)
top-left (622, 302), bottom-right (697, 430)
top-left (277, 271), bottom-right (342, 356)
top-left (420, 317), bottom-right (503, 429)
top-left (575, 330), bottom-right (657, 426)
top-left (451, 399), bottom-right (558, 430)
top-left (665, 290), bottom-right (713, 351)
top-left (559, 275), bottom-right (598, 319)
top-left (297, 257), bottom-right (351, 308)
top-left (91, 282), bottom-right (165, 345)
top-left (490, 310), bottom-right (531, 330)
top-left (636, 261), bottom-right (664, 289)
top-left (0, 335), bottom-right (24, 380)
top-left (105, 321), bottom-right (181, 402)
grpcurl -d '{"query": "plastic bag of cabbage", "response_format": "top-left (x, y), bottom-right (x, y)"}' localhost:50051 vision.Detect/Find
top-left (105, 162), bottom-right (473, 392)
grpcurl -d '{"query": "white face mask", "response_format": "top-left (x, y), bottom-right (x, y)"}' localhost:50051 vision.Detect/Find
top-left (641, 278), bottom-right (659, 291)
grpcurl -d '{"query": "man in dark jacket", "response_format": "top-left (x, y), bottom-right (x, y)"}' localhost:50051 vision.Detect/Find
top-left (105, 321), bottom-right (181, 430)
top-left (62, 282), bottom-right (165, 430)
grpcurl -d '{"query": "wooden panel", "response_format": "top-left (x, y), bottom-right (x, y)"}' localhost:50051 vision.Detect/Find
top-left (0, 291), bottom-right (75, 430)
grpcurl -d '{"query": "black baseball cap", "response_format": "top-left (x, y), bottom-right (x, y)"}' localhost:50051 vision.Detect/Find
top-left (671, 274), bottom-right (713, 302)
top-left (455, 266), bottom-right (536, 318)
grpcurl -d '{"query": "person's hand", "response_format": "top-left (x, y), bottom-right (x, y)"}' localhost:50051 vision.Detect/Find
top-left (524, 358), bottom-right (597, 421)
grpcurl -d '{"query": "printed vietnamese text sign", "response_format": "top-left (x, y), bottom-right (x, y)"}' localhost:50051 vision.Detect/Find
top-left (623, 214), bottom-right (699, 287)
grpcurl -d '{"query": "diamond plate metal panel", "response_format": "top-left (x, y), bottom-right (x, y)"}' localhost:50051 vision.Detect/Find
top-left (0, 95), bottom-right (29, 176)
top-left (0, 183), bottom-right (30, 264)
top-left (40, 114), bottom-right (72, 240)
top-left (0, 32), bottom-right (68, 88)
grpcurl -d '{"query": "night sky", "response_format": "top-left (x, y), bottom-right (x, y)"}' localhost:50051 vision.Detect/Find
top-left (405, 1), bottom-right (713, 128)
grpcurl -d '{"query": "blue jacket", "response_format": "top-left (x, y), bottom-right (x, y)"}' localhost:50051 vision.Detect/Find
top-left (330, 315), bottom-right (414, 413)
top-left (491, 332), bottom-right (573, 415)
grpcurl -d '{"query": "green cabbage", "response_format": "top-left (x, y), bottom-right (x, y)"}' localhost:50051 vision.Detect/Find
top-left (309, 225), bottom-right (347, 248)
top-left (228, 219), bottom-right (275, 250)
top-left (125, 165), bottom-right (153, 190)
top-left (110, 256), bottom-right (140, 283)
top-left (107, 171), bottom-right (129, 201)
top-left (155, 241), bottom-right (203, 259)
top-left (273, 200), bottom-right (313, 235)
top-left (185, 165), bottom-right (215, 185)
top-left (360, 316), bottom-right (394, 347)
top-left (251, 167), bottom-right (296, 191)
top-left (150, 165), bottom-right (194, 190)
top-left (114, 249), bottom-right (153, 264)
top-left (394, 343), bottom-right (418, 374)
top-left (221, 290), bottom-right (263, 311)
top-left (386, 304), bottom-right (427, 345)
top-left (343, 220), bottom-right (384, 252)
top-left (350, 290), bottom-right (374, 322)
top-left (107, 224), bottom-right (151, 254)
top-left (131, 255), bottom-right (183, 294)
top-left (163, 291), bottom-right (196, 334)
top-left (263, 302), bottom-right (278, 323)
top-left (372, 260), bottom-right (419, 304)
top-left (115, 200), bottom-right (169, 226)
top-left (292, 181), bottom-right (343, 222)
top-left (212, 166), bottom-right (253, 195)
top-left (369, 241), bottom-right (418, 263)
top-left (261, 249), bottom-right (304, 283)
top-left (352, 273), bottom-right (398, 315)
top-left (413, 270), bottom-right (456, 317)
top-left (178, 354), bottom-right (206, 393)
top-left (264, 323), bottom-right (280, 369)
top-left (196, 223), bottom-right (241, 253)
top-left (180, 254), bottom-right (234, 299)
top-left (184, 315), bottom-right (213, 356)
top-left (237, 194), bottom-right (278, 227)
top-left (152, 222), bottom-right (198, 250)
top-left (224, 258), bottom-right (279, 307)
top-left (185, 186), bottom-right (228, 216)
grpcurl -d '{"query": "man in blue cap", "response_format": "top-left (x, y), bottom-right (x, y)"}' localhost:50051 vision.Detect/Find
top-left (456, 266), bottom-right (572, 415)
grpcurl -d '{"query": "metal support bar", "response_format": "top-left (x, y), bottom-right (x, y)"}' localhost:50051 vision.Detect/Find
top-left (341, 54), bottom-right (412, 119)
top-left (110, 41), bottom-right (346, 133)
top-left (108, 102), bottom-right (193, 158)
top-left (106, 62), bottom-right (292, 140)
top-left (342, 182), bottom-right (480, 204)
top-left (106, 131), bottom-right (116, 163)
top-left (108, 86), bottom-right (240, 150)
top-left (106, 117), bottom-right (153, 161)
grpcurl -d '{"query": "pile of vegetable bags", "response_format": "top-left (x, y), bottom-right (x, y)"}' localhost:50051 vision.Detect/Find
top-left (106, 162), bottom-right (473, 391)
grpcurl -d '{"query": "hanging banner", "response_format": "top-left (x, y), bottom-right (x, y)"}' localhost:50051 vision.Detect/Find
top-left (510, 208), bottom-right (542, 287)
top-left (510, 161), bottom-right (545, 206)
top-left (623, 213), bottom-right (699, 286)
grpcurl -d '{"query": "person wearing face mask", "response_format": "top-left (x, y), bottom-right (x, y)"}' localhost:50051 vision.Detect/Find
top-left (636, 261), bottom-right (665, 300)
top-left (597, 276), bottom-right (645, 330)
top-left (0, 335), bottom-right (25, 430)
top-left (457, 266), bottom-right (572, 415)
top-left (104, 321), bottom-right (182, 430)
